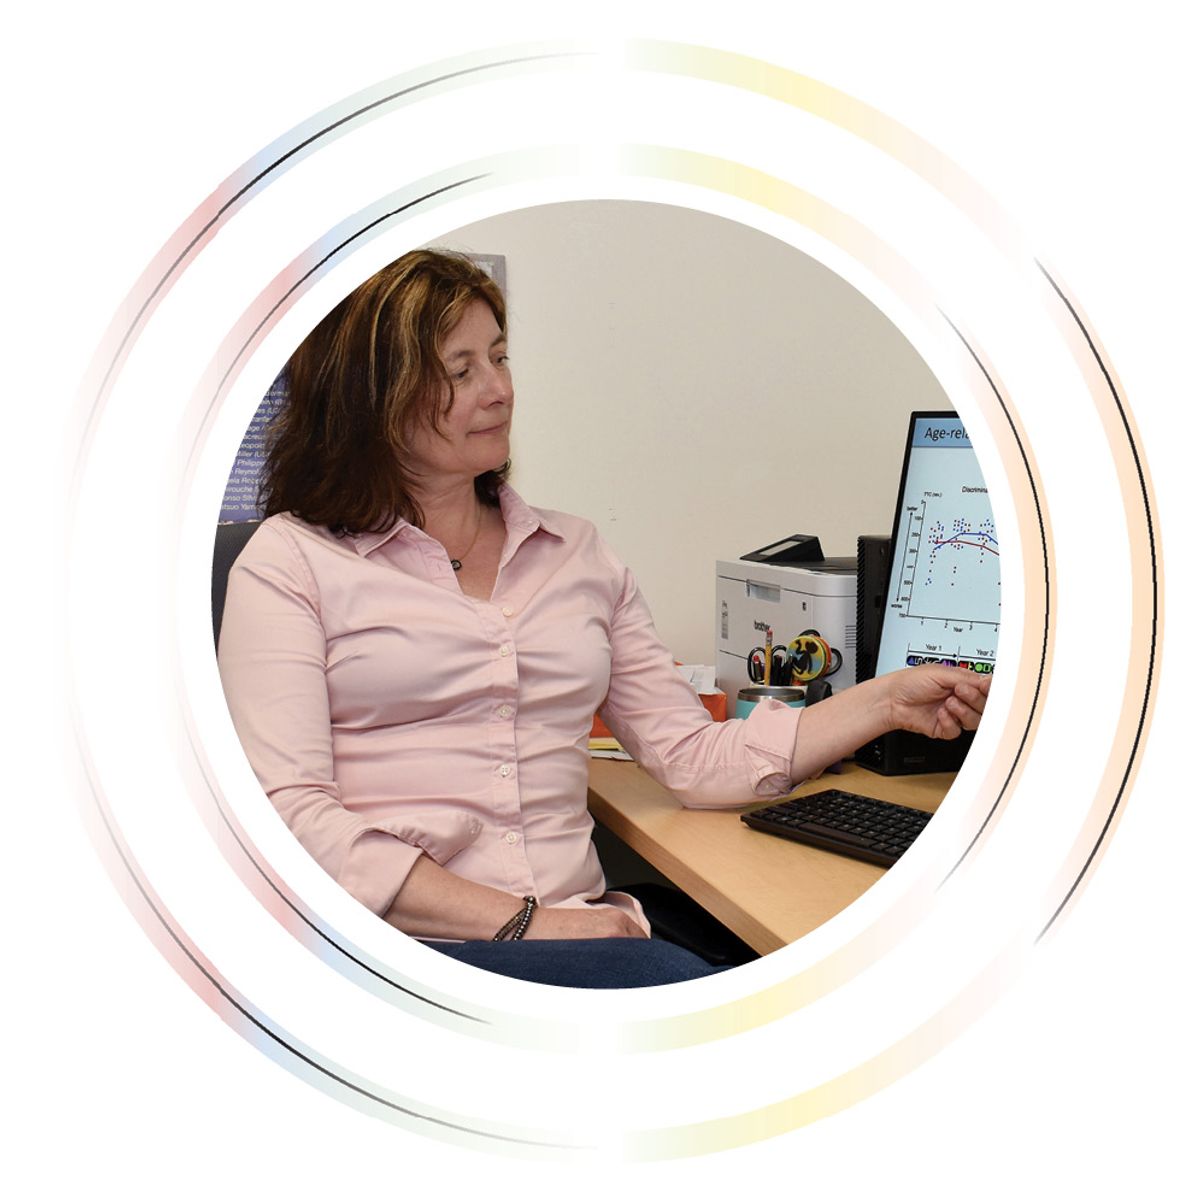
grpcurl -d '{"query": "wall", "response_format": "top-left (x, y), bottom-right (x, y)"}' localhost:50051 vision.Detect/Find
top-left (439, 201), bottom-right (950, 663)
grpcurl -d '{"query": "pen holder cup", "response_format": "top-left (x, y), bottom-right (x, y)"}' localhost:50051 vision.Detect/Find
top-left (734, 685), bottom-right (808, 719)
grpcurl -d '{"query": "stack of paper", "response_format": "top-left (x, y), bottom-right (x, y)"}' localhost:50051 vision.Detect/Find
top-left (587, 737), bottom-right (634, 761)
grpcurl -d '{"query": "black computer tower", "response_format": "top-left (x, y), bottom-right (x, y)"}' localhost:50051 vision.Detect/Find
top-left (855, 534), bottom-right (890, 684)
top-left (855, 726), bottom-right (973, 775)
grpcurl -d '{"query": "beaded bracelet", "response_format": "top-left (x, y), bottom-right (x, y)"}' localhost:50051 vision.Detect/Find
top-left (492, 895), bottom-right (537, 942)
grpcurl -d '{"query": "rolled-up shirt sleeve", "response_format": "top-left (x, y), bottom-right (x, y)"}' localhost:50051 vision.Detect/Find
top-left (597, 553), bottom-right (802, 809)
top-left (217, 524), bottom-right (422, 915)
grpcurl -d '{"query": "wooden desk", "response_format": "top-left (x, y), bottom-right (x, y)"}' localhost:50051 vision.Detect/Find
top-left (587, 759), bottom-right (953, 954)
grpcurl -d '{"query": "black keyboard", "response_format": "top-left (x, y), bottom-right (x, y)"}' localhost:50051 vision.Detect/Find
top-left (740, 788), bottom-right (932, 867)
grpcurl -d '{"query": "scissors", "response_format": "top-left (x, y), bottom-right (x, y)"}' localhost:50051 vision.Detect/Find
top-left (746, 644), bottom-right (791, 686)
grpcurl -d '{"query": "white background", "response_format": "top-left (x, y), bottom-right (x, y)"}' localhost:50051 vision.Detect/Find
top-left (7, 2), bottom-right (1195, 1195)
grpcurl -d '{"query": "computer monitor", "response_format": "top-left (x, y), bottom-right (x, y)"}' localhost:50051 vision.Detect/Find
top-left (876, 412), bottom-right (999, 676)
top-left (857, 411), bottom-right (999, 774)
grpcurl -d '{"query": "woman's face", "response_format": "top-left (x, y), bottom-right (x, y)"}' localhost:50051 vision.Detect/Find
top-left (407, 299), bottom-right (513, 488)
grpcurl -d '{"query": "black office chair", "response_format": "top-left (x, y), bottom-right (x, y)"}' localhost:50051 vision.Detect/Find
top-left (212, 520), bottom-right (262, 647)
top-left (618, 883), bottom-right (759, 967)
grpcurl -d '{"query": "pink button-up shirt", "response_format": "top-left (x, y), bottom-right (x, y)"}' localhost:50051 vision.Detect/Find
top-left (218, 487), bottom-right (802, 933)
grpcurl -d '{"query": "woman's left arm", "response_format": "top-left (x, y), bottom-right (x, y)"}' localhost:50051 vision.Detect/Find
top-left (597, 561), bottom-right (805, 807)
top-left (785, 665), bottom-right (990, 782)
top-left (597, 553), bottom-right (988, 805)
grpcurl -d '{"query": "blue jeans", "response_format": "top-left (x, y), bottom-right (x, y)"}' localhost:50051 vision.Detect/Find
top-left (421, 937), bottom-right (728, 988)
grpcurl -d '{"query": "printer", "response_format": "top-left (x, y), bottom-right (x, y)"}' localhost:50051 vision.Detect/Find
top-left (715, 535), bottom-right (858, 709)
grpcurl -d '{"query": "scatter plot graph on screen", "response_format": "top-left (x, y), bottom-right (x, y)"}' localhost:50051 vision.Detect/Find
top-left (902, 502), bottom-right (1001, 627)
top-left (875, 414), bottom-right (1001, 678)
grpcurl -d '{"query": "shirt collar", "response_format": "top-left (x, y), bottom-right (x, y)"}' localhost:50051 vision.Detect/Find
top-left (348, 484), bottom-right (564, 557)
top-left (498, 484), bottom-right (566, 540)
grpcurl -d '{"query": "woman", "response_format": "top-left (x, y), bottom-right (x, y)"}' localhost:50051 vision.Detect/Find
top-left (218, 249), bottom-right (989, 988)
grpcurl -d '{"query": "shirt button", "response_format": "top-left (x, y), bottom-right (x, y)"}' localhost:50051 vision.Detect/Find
top-left (497, 704), bottom-right (513, 718)
top-left (501, 605), bottom-right (514, 617)
top-left (499, 644), bottom-right (511, 657)
top-left (499, 763), bottom-right (513, 778)
top-left (504, 831), bottom-right (519, 845)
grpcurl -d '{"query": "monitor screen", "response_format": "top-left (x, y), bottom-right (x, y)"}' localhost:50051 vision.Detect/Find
top-left (873, 412), bottom-right (999, 681)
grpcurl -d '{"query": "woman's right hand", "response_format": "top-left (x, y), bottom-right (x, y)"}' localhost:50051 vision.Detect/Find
top-left (384, 854), bottom-right (650, 940)
top-left (523, 904), bottom-right (649, 940)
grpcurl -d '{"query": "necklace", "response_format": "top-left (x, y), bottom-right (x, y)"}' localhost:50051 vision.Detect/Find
top-left (449, 507), bottom-right (484, 572)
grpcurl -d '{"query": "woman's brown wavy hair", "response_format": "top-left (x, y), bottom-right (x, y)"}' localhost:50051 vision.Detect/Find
top-left (260, 249), bottom-right (509, 534)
